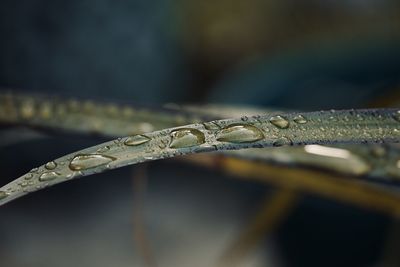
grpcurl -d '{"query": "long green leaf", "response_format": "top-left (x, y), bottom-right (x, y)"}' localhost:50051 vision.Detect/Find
top-left (0, 108), bottom-right (399, 206)
top-left (1, 91), bottom-right (400, 180)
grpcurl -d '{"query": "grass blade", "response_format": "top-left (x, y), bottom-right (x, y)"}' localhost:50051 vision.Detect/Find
top-left (0, 108), bottom-right (399, 206)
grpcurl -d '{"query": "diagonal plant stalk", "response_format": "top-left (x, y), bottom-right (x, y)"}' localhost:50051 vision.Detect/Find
top-left (2, 92), bottom-right (400, 216)
top-left (217, 188), bottom-right (298, 267)
top-left (1, 91), bottom-right (400, 180)
top-left (203, 156), bottom-right (400, 216)
top-left (0, 108), bottom-right (399, 206)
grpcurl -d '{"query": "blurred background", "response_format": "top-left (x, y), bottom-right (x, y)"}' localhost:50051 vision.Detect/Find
top-left (0, 0), bottom-right (400, 266)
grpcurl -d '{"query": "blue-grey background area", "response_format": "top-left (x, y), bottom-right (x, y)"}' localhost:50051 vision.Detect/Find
top-left (0, 0), bottom-right (399, 266)
top-left (210, 38), bottom-right (400, 109)
top-left (0, 0), bottom-right (188, 103)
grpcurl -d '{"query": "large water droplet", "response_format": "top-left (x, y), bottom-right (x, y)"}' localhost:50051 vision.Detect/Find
top-left (124, 135), bottom-right (151, 146)
top-left (0, 191), bottom-right (8, 200)
top-left (269, 115), bottom-right (289, 129)
top-left (169, 128), bottom-right (205, 148)
top-left (293, 115), bottom-right (307, 124)
top-left (69, 154), bottom-right (116, 171)
top-left (39, 171), bottom-right (61, 182)
top-left (217, 124), bottom-right (264, 143)
top-left (45, 161), bottom-right (57, 170)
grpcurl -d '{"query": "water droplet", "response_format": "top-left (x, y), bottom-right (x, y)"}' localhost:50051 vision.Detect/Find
top-left (329, 116), bottom-right (337, 122)
top-left (24, 173), bottom-right (33, 180)
top-left (0, 191), bottom-right (8, 200)
top-left (124, 135), bottom-right (151, 146)
top-left (158, 139), bottom-right (168, 149)
top-left (69, 154), bottom-right (116, 171)
top-left (269, 115), bottom-right (289, 129)
top-left (39, 171), bottom-right (60, 182)
top-left (45, 161), bottom-right (57, 170)
top-left (273, 136), bottom-right (293, 147)
top-left (159, 130), bottom-right (168, 136)
top-left (293, 115), bottom-right (307, 124)
top-left (217, 124), bottom-right (264, 143)
top-left (356, 114), bottom-right (364, 121)
top-left (343, 116), bottom-right (350, 122)
top-left (97, 145), bottom-right (111, 153)
top-left (203, 122), bottom-right (221, 131)
top-left (113, 138), bottom-right (123, 145)
top-left (393, 111), bottom-right (400, 122)
top-left (169, 128), bottom-right (205, 148)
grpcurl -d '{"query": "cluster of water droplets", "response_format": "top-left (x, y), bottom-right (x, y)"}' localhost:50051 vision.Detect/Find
top-left (1, 108), bottom-right (400, 204)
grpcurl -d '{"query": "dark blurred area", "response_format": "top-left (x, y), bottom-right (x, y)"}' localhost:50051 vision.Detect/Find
top-left (0, 0), bottom-right (400, 266)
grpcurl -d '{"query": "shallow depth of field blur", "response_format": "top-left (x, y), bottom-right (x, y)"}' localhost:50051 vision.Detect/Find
top-left (0, 1), bottom-right (400, 267)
